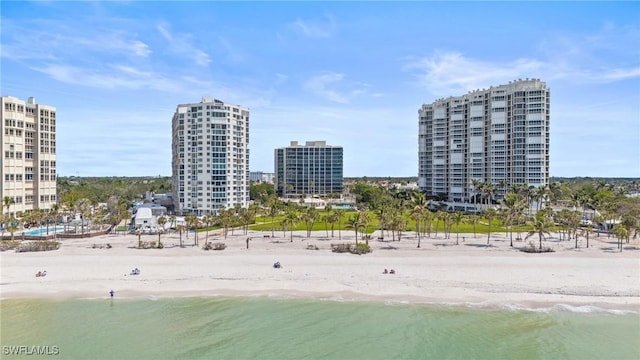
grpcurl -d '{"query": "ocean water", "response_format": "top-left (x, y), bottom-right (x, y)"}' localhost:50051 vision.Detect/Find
top-left (1, 297), bottom-right (638, 359)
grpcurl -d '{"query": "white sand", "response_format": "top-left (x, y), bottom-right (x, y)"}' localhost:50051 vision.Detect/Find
top-left (1, 229), bottom-right (639, 312)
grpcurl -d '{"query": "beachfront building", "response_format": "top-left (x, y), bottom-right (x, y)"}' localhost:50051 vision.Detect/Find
top-left (418, 79), bottom-right (550, 203)
top-left (274, 141), bottom-right (343, 198)
top-left (249, 171), bottom-right (275, 184)
top-left (1, 96), bottom-right (57, 216)
top-left (171, 97), bottom-right (250, 215)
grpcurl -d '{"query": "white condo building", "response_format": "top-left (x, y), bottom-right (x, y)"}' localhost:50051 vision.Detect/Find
top-left (418, 79), bottom-right (550, 203)
top-left (171, 97), bottom-right (250, 215)
top-left (1, 96), bottom-right (57, 216)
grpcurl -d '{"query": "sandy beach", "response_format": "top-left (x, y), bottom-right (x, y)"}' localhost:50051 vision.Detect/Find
top-left (1, 229), bottom-right (639, 312)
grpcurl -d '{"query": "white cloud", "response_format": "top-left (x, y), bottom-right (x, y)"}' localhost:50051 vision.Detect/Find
top-left (156, 22), bottom-right (210, 66)
top-left (304, 72), bottom-right (374, 104)
top-left (305, 72), bottom-right (349, 103)
top-left (403, 51), bottom-right (546, 96)
top-left (403, 50), bottom-right (640, 96)
top-left (0, 19), bottom-right (151, 61)
top-left (290, 15), bottom-right (336, 38)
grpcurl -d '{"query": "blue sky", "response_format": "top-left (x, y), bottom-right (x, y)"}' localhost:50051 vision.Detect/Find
top-left (2, 1), bottom-right (639, 178)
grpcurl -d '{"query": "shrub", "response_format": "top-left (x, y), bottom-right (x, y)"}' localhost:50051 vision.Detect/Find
top-left (92, 243), bottom-right (112, 249)
top-left (331, 243), bottom-right (371, 255)
top-left (520, 241), bottom-right (554, 253)
top-left (16, 241), bottom-right (60, 253)
top-left (351, 243), bottom-right (371, 255)
top-left (203, 242), bottom-right (226, 251)
top-left (0, 240), bottom-right (20, 252)
top-left (331, 243), bottom-right (351, 253)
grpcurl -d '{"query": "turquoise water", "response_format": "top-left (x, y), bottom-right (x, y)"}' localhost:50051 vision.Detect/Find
top-left (22, 226), bottom-right (64, 236)
top-left (1, 298), bottom-right (638, 359)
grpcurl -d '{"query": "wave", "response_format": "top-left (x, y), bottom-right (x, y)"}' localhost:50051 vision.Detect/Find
top-left (461, 301), bottom-right (639, 315)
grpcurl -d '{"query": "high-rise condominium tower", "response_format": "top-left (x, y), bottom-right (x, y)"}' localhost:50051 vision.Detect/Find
top-left (274, 141), bottom-right (343, 197)
top-left (418, 79), bottom-right (550, 203)
top-left (171, 97), bottom-right (249, 215)
top-left (1, 96), bottom-right (57, 216)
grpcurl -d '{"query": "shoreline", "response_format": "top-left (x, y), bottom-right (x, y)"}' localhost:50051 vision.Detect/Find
top-left (1, 230), bottom-right (639, 314)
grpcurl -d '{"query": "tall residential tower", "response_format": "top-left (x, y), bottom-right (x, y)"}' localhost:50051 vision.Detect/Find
top-left (1, 96), bottom-right (57, 216)
top-left (274, 141), bottom-right (343, 197)
top-left (418, 79), bottom-right (550, 203)
top-left (171, 97), bottom-right (249, 215)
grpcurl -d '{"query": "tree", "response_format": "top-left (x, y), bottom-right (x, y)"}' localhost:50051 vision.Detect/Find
top-left (411, 205), bottom-right (426, 248)
top-left (302, 207), bottom-right (320, 238)
top-left (136, 229), bottom-right (143, 248)
top-left (452, 212), bottom-right (465, 245)
top-left (347, 213), bottom-right (362, 245)
top-left (202, 214), bottom-right (215, 247)
top-left (326, 211), bottom-right (338, 238)
top-left (501, 193), bottom-right (526, 247)
top-left (484, 208), bottom-right (498, 245)
top-left (2, 196), bottom-right (15, 216)
top-left (157, 216), bottom-right (167, 248)
top-left (468, 214), bottom-right (479, 238)
top-left (283, 208), bottom-right (299, 242)
top-left (525, 211), bottom-right (554, 250)
top-left (176, 224), bottom-right (185, 248)
top-left (360, 211), bottom-right (372, 245)
top-left (267, 197), bottom-right (280, 238)
top-left (335, 209), bottom-right (345, 240)
top-left (8, 217), bottom-right (19, 240)
top-left (613, 224), bottom-right (628, 252)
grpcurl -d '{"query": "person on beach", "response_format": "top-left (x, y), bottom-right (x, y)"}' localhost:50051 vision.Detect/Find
top-left (109, 290), bottom-right (115, 298)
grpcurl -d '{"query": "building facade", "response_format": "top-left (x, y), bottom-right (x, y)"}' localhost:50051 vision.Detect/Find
top-left (1, 96), bottom-right (57, 216)
top-left (249, 171), bottom-right (275, 184)
top-left (274, 141), bottom-right (343, 197)
top-left (171, 97), bottom-right (249, 215)
top-left (418, 79), bottom-right (550, 203)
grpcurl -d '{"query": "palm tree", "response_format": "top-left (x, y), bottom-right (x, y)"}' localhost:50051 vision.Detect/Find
top-left (483, 182), bottom-right (495, 210)
top-left (202, 214), bottom-right (215, 247)
top-left (219, 209), bottom-right (233, 239)
top-left (184, 214), bottom-right (196, 242)
top-left (157, 216), bottom-right (167, 248)
top-left (302, 207), bottom-right (319, 238)
top-left (268, 198), bottom-right (280, 238)
top-left (360, 211), bottom-right (372, 245)
top-left (470, 179), bottom-right (483, 207)
top-left (525, 211), bottom-right (554, 250)
top-left (327, 211), bottom-right (339, 238)
top-left (442, 213), bottom-right (454, 240)
top-left (2, 196), bottom-right (15, 216)
top-left (452, 212), bottom-right (465, 245)
top-left (433, 210), bottom-right (442, 237)
top-left (613, 224), bottom-right (628, 252)
top-left (335, 209), bottom-right (345, 240)
top-left (484, 208), bottom-right (498, 245)
top-left (501, 193), bottom-right (526, 247)
top-left (8, 217), bottom-right (19, 240)
top-left (176, 224), bottom-right (185, 247)
top-left (411, 205), bottom-right (425, 248)
top-left (283, 208), bottom-right (299, 242)
top-left (579, 224), bottom-right (594, 249)
top-left (136, 228), bottom-right (143, 248)
top-left (347, 213), bottom-right (362, 245)
top-left (468, 214), bottom-right (479, 238)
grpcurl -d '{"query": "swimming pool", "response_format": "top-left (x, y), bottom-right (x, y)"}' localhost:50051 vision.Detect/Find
top-left (330, 204), bottom-right (354, 209)
top-left (22, 226), bottom-right (65, 236)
